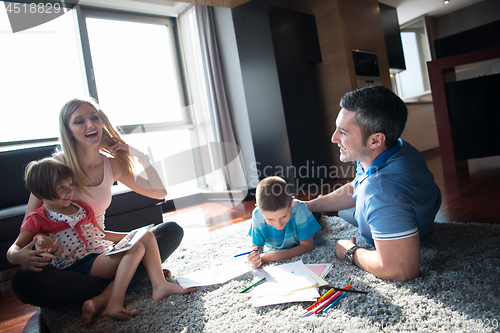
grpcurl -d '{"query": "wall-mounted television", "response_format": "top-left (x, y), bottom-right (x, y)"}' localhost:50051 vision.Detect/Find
top-left (352, 49), bottom-right (380, 77)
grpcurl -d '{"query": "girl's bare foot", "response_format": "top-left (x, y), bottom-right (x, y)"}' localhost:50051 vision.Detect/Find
top-left (152, 281), bottom-right (196, 301)
top-left (100, 304), bottom-right (139, 321)
top-left (81, 288), bottom-right (112, 326)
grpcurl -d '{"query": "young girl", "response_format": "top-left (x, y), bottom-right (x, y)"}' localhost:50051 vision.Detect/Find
top-left (10, 158), bottom-right (195, 321)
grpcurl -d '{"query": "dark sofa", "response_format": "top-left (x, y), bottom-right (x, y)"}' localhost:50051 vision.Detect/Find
top-left (0, 144), bottom-right (165, 272)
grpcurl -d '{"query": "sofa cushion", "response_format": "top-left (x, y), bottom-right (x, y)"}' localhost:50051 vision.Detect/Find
top-left (107, 183), bottom-right (164, 216)
top-left (105, 204), bottom-right (164, 232)
top-left (0, 145), bottom-right (57, 210)
top-left (0, 205), bottom-right (26, 243)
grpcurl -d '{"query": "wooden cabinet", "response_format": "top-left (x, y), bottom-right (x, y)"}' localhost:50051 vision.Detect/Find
top-left (289, 0), bottom-right (391, 171)
top-left (232, 3), bottom-right (327, 187)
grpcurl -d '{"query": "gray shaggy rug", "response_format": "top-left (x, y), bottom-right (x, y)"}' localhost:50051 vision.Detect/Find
top-left (41, 216), bottom-right (500, 332)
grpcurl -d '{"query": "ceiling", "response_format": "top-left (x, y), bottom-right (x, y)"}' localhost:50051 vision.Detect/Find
top-left (78, 0), bottom-right (190, 17)
top-left (78, 0), bottom-right (486, 22)
top-left (378, 0), bottom-right (485, 25)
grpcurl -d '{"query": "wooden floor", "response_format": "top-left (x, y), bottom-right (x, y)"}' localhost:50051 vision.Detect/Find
top-left (1, 150), bottom-right (499, 333)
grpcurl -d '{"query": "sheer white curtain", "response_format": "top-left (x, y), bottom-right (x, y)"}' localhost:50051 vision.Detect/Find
top-left (178, 5), bottom-right (247, 194)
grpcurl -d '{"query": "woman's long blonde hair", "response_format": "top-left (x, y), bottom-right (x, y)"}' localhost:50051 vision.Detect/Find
top-left (58, 97), bottom-right (133, 196)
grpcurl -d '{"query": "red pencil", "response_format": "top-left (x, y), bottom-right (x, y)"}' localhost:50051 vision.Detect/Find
top-left (305, 284), bottom-right (352, 313)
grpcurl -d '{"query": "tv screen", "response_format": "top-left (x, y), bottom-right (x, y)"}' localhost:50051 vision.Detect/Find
top-left (352, 50), bottom-right (380, 77)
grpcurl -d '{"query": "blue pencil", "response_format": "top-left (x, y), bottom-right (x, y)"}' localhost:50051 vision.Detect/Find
top-left (322, 292), bottom-right (347, 313)
top-left (234, 249), bottom-right (261, 258)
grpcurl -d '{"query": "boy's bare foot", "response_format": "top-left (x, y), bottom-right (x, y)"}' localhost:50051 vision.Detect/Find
top-left (81, 288), bottom-right (112, 326)
top-left (139, 268), bottom-right (172, 284)
top-left (100, 304), bottom-right (139, 321)
top-left (152, 281), bottom-right (196, 301)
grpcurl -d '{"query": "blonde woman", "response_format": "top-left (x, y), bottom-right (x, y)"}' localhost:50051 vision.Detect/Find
top-left (10, 97), bottom-right (192, 325)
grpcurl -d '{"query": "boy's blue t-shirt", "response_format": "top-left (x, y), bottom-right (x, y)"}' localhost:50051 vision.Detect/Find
top-left (248, 199), bottom-right (321, 249)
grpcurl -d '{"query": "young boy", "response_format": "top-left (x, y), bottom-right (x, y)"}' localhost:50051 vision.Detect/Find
top-left (7, 158), bottom-right (194, 322)
top-left (247, 176), bottom-right (321, 268)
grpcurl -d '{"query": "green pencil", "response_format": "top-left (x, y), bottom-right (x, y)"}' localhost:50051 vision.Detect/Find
top-left (239, 277), bottom-right (266, 293)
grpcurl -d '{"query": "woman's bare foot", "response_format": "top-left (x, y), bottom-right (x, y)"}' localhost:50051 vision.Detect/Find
top-left (100, 303), bottom-right (139, 321)
top-left (139, 268), bottom-right (172, 284)
top-left (81, 287), bottom-right (112, 326)
top-left (152, 281), bottom-right (196, 301)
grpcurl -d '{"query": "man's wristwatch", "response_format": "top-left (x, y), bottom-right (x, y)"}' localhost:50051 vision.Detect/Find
top-left (344, 246), bottom-right (360, 265)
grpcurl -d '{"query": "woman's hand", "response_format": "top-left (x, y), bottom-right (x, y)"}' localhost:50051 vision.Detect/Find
top-left (14, 238), bottom-right (57, 272)
top-left (109, 140), bottom-right (167, 200)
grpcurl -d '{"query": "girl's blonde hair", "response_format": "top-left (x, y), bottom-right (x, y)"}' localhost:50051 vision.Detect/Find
top-left (58, 97), bottom-right (133, 196)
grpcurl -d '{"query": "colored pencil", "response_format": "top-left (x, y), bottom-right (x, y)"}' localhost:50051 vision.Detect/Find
top-left (301, 284), bottom-right (351, 317)
top-left (306, 284), bottom-right (351, 312)
top-left (313, 291), bottom-right (342, 314)
top-left (234, 249), bottom-right (261, 258)
top-left (305, 288), bottom-right (336, 311)
top-left (322, 292), bottom-right (347, 313)
top-left (239, 277), bottom-right (266, 293)
top-left (329, 287), bottom-right (368, 294)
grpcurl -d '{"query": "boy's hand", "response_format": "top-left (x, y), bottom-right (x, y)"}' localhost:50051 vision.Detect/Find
top-left (247, 246), bottom-right (263, 268)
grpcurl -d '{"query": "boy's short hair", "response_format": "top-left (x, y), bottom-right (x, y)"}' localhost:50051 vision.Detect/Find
top-left (25, 158), bottom-right (75, 201)
top-left (256, 176), bottom-right (292, 212)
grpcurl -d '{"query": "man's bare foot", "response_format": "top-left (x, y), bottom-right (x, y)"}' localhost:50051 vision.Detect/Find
top-left (81, 288), bottom-right (112, 326)
top-left (139, 268), bottom-right (172, 284)
top-left (152, 281), bottom-right (196, 301)
top-left (100, 304), bottom-right (139, 321)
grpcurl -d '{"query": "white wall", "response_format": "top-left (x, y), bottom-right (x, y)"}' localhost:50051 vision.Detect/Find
top-left (400, 100), bottom-right (439, 152)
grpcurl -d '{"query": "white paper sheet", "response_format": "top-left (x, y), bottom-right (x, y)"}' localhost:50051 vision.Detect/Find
top-left (176, 261), bottom-right (251, 289)
top-left (247, 260), bottom-right (319, 297)
top-left (249, 288), bottom-right (319, 307)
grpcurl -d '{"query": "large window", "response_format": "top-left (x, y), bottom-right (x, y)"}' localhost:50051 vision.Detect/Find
top-left (394, 17), bottom-right (432, 99)
top-left (0, 7), bottom-right (86, 144)
top-left (0, 4), bottom-right (201, 196)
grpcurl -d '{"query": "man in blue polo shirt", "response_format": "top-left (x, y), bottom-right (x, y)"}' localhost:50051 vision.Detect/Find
top-left (306, 85), bottom-right (441, 282)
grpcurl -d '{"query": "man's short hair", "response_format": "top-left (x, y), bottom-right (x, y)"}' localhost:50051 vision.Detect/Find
top-left (256, 176), bottom-right (292, 212)
top-left (25, 158), bottom-right (75, 201)
top-left (340, 85), bottom-right (407, 148)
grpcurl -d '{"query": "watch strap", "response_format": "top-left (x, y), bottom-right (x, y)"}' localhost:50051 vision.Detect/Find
top-left (344, 245), bottom-right (360, 265)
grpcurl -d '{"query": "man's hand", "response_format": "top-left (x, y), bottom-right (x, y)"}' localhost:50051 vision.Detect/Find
top-left (336, 236), bottom-right (357, 260)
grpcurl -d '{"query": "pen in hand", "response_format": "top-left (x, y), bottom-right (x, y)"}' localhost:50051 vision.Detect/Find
top-left (234, 249), bottom-right (261, 258)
